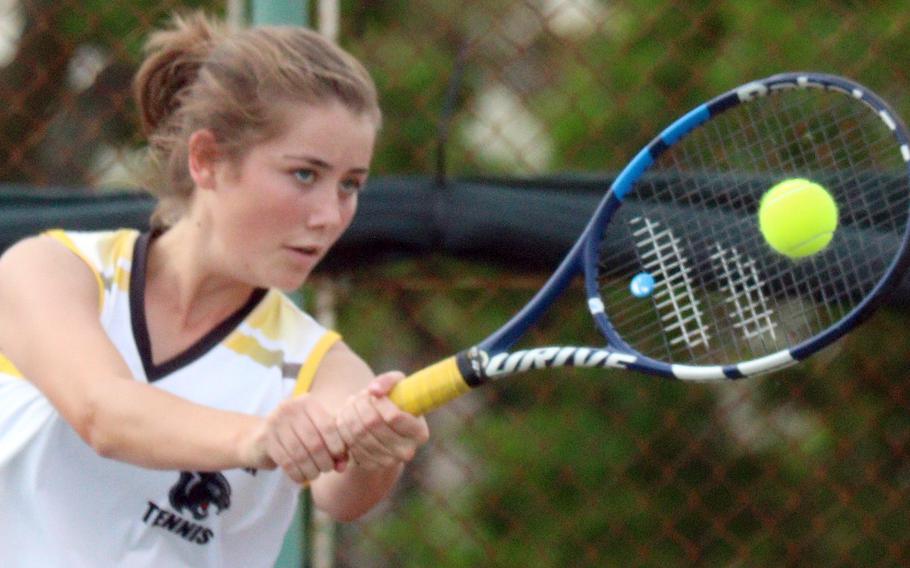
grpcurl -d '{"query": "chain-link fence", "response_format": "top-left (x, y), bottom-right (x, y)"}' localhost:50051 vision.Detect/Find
top-left (3, 1), bottom-right (910, 566)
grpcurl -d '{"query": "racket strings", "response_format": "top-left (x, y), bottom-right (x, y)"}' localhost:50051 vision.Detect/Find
top-left (597, 87), bottom-right (910, 366)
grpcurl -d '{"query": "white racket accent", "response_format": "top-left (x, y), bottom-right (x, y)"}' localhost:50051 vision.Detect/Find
top-left (673, 350), bottom-right (796, 381)
top-left (736, 82), bottom-right (768, 101)
top-left (588, 297), bottom-right (605, 314)
top-left (901, 145), bottom-right (909, 162)
top-left (880, 110), bottom-right (897, 131)
top-left (737, 350), bottom-right (796, 376)
top-left (631, 216), bottom-right (710, 349)
top-left (671, 364), bottom-right (725, 381)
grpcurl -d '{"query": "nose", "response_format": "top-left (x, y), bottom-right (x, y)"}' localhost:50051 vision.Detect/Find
top-left (304, 186), bottom-right (345, 230)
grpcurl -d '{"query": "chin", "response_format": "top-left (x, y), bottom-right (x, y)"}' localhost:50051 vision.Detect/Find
top-left (271, 270), bottom-right (313, 292)
top-left (252, 256), bottom-right (320, 292)
top-left (275, 281), bottom-right (308, 293)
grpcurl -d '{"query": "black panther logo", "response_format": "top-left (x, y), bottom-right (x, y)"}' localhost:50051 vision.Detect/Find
top-left (168, 471), bottom-right (232, 521)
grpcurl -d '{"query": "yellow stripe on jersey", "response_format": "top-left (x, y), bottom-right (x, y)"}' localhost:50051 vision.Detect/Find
top-left (245, 292), bottom-right (283, 341)
top-left (113, 264), bottom-right (130, 292)
top-left (224, 332), bottom-right (285, 369)
top-left (0, 353), bottom-right (23, 379)
top-left (293, 331), bottom-right (341, 397)
top-left (238, 290), bottom-right (341, 395)
top-left (43, 229), bottom-right (105, 311)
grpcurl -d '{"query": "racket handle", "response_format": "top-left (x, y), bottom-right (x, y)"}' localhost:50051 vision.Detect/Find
top-left (389, 356), bottom-right (471, 415)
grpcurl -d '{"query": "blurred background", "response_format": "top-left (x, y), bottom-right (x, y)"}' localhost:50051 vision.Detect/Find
top-left (1, 0), bottom-right (910, 566)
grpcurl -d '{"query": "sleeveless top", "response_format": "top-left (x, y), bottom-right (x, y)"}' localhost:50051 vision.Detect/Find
top-left (0, 229), bottom-right (340, 567)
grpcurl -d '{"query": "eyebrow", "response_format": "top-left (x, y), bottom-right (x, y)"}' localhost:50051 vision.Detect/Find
top-left (282, 154), bottom-right (369, 175)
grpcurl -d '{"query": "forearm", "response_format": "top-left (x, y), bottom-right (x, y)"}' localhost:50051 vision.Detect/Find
top-left (310, 461), bottom-right (404, 522)
top-left (81, 376), bottom-right (264, 471)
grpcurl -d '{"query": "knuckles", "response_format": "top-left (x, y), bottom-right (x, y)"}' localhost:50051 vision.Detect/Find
top-left (269, 389), bottom-right (432, 481)
top-left (363, 412), bottom-right (384, 431)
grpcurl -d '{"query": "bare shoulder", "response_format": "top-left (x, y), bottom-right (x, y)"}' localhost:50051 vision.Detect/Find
top-left (1, 233), bottom-right (93, 275)
top-left (0, 234), bottom-right (99, 309)
top-left (0, 234), bottom-right (101, 360)
top-left (307, 340), bottom-right (375, 408)
top-left (0, 234), bottom-right (58, 267)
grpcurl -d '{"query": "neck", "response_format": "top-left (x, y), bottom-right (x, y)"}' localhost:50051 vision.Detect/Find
top-left (145, 220), bottom-right (257, 331)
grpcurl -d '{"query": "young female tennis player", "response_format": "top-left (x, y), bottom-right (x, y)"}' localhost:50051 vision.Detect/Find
top-left (0, 12), bottom-right (427, 567)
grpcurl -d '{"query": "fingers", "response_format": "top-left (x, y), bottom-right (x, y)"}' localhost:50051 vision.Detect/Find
top-left (302, 401), bottom-right (348, 472)
top-left (370, 371), bottom-right (430, 448)
top-left (368, 370), bottom-right (405, 397)
top-left (372, 395), bottom-right (430, 444)
top-left (268, 421), bottom-right (320, 484)
top-left (264, 396), bottom-right (348, 484)
top-left (336, 398), bottom-right (386, 470)
top-left (337, 385), bottom-right (430, 471)
top-left (263, 372), bottom-right (430, 482)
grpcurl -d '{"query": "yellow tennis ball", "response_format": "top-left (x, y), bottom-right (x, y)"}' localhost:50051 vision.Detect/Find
top-left (758, 178), bottom-right (838, 258)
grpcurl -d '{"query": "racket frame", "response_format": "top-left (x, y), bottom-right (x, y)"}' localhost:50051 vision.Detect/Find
top-left (482, 73), bottom-right (910, 382)
top-left (390, 72), bottom-right (910, 415)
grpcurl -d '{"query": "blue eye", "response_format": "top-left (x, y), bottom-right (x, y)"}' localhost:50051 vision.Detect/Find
top-left (294, 169), bottom-right (316, 184)
top-left (340, 178), bottom-right (364, 195)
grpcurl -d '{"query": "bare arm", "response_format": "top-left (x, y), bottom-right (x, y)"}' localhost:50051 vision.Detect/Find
top-left (307, 342), bottom-right (429, 522)
top-left (0, 236), bottom-right (270, 471)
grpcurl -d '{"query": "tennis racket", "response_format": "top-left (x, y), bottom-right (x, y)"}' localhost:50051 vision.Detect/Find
top-left (388, 72), bottom-right (910, 416)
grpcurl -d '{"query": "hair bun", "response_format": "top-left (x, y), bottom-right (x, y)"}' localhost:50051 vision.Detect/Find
top-left (133, 12), bottom-right (223, 135)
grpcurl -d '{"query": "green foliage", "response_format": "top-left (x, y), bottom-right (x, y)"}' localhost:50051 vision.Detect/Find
top-left (343, 0), bottom-right (910, 176)
top-left (59, 1), bottom-right (223, 57)
top-left (335, 257), bottom-right (910, 566)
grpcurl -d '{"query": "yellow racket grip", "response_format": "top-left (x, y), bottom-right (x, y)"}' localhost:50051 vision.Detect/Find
top-left (389, 356), bottom-right (472, 416)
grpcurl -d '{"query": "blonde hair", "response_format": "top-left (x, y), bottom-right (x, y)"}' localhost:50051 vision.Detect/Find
top-left (133, 12), bottom-right (381, 227)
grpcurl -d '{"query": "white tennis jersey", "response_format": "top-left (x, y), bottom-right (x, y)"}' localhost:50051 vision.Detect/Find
top-left (0, 229), bottom-right (341, 568)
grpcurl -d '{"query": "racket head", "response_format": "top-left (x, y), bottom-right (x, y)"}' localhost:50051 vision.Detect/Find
top-left (582, 73), bottom-right (910, 380)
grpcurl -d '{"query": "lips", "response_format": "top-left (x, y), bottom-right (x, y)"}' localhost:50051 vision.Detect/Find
top-left (285, 245), bottom-right (322, 262)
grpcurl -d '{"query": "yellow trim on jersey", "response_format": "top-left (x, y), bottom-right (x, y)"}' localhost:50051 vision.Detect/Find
top-left (43, 229), bottom-right (105, 311)
top-left (100, 229), bottom-right (136, 292)
top-left (0, 353), bottom-right (23, 379)
top-left (293, 331), bottom-right (341, 397)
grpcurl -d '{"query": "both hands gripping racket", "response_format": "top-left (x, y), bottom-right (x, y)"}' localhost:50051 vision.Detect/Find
top-left (388, 72), bottom-right (910, 416)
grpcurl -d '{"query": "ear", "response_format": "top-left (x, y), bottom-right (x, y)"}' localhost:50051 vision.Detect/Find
top-left (188, 129), bottom-right (220, 190)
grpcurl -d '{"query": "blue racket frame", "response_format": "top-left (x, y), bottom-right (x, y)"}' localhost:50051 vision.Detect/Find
top-left (477, 72), bottom-right (910, 381)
